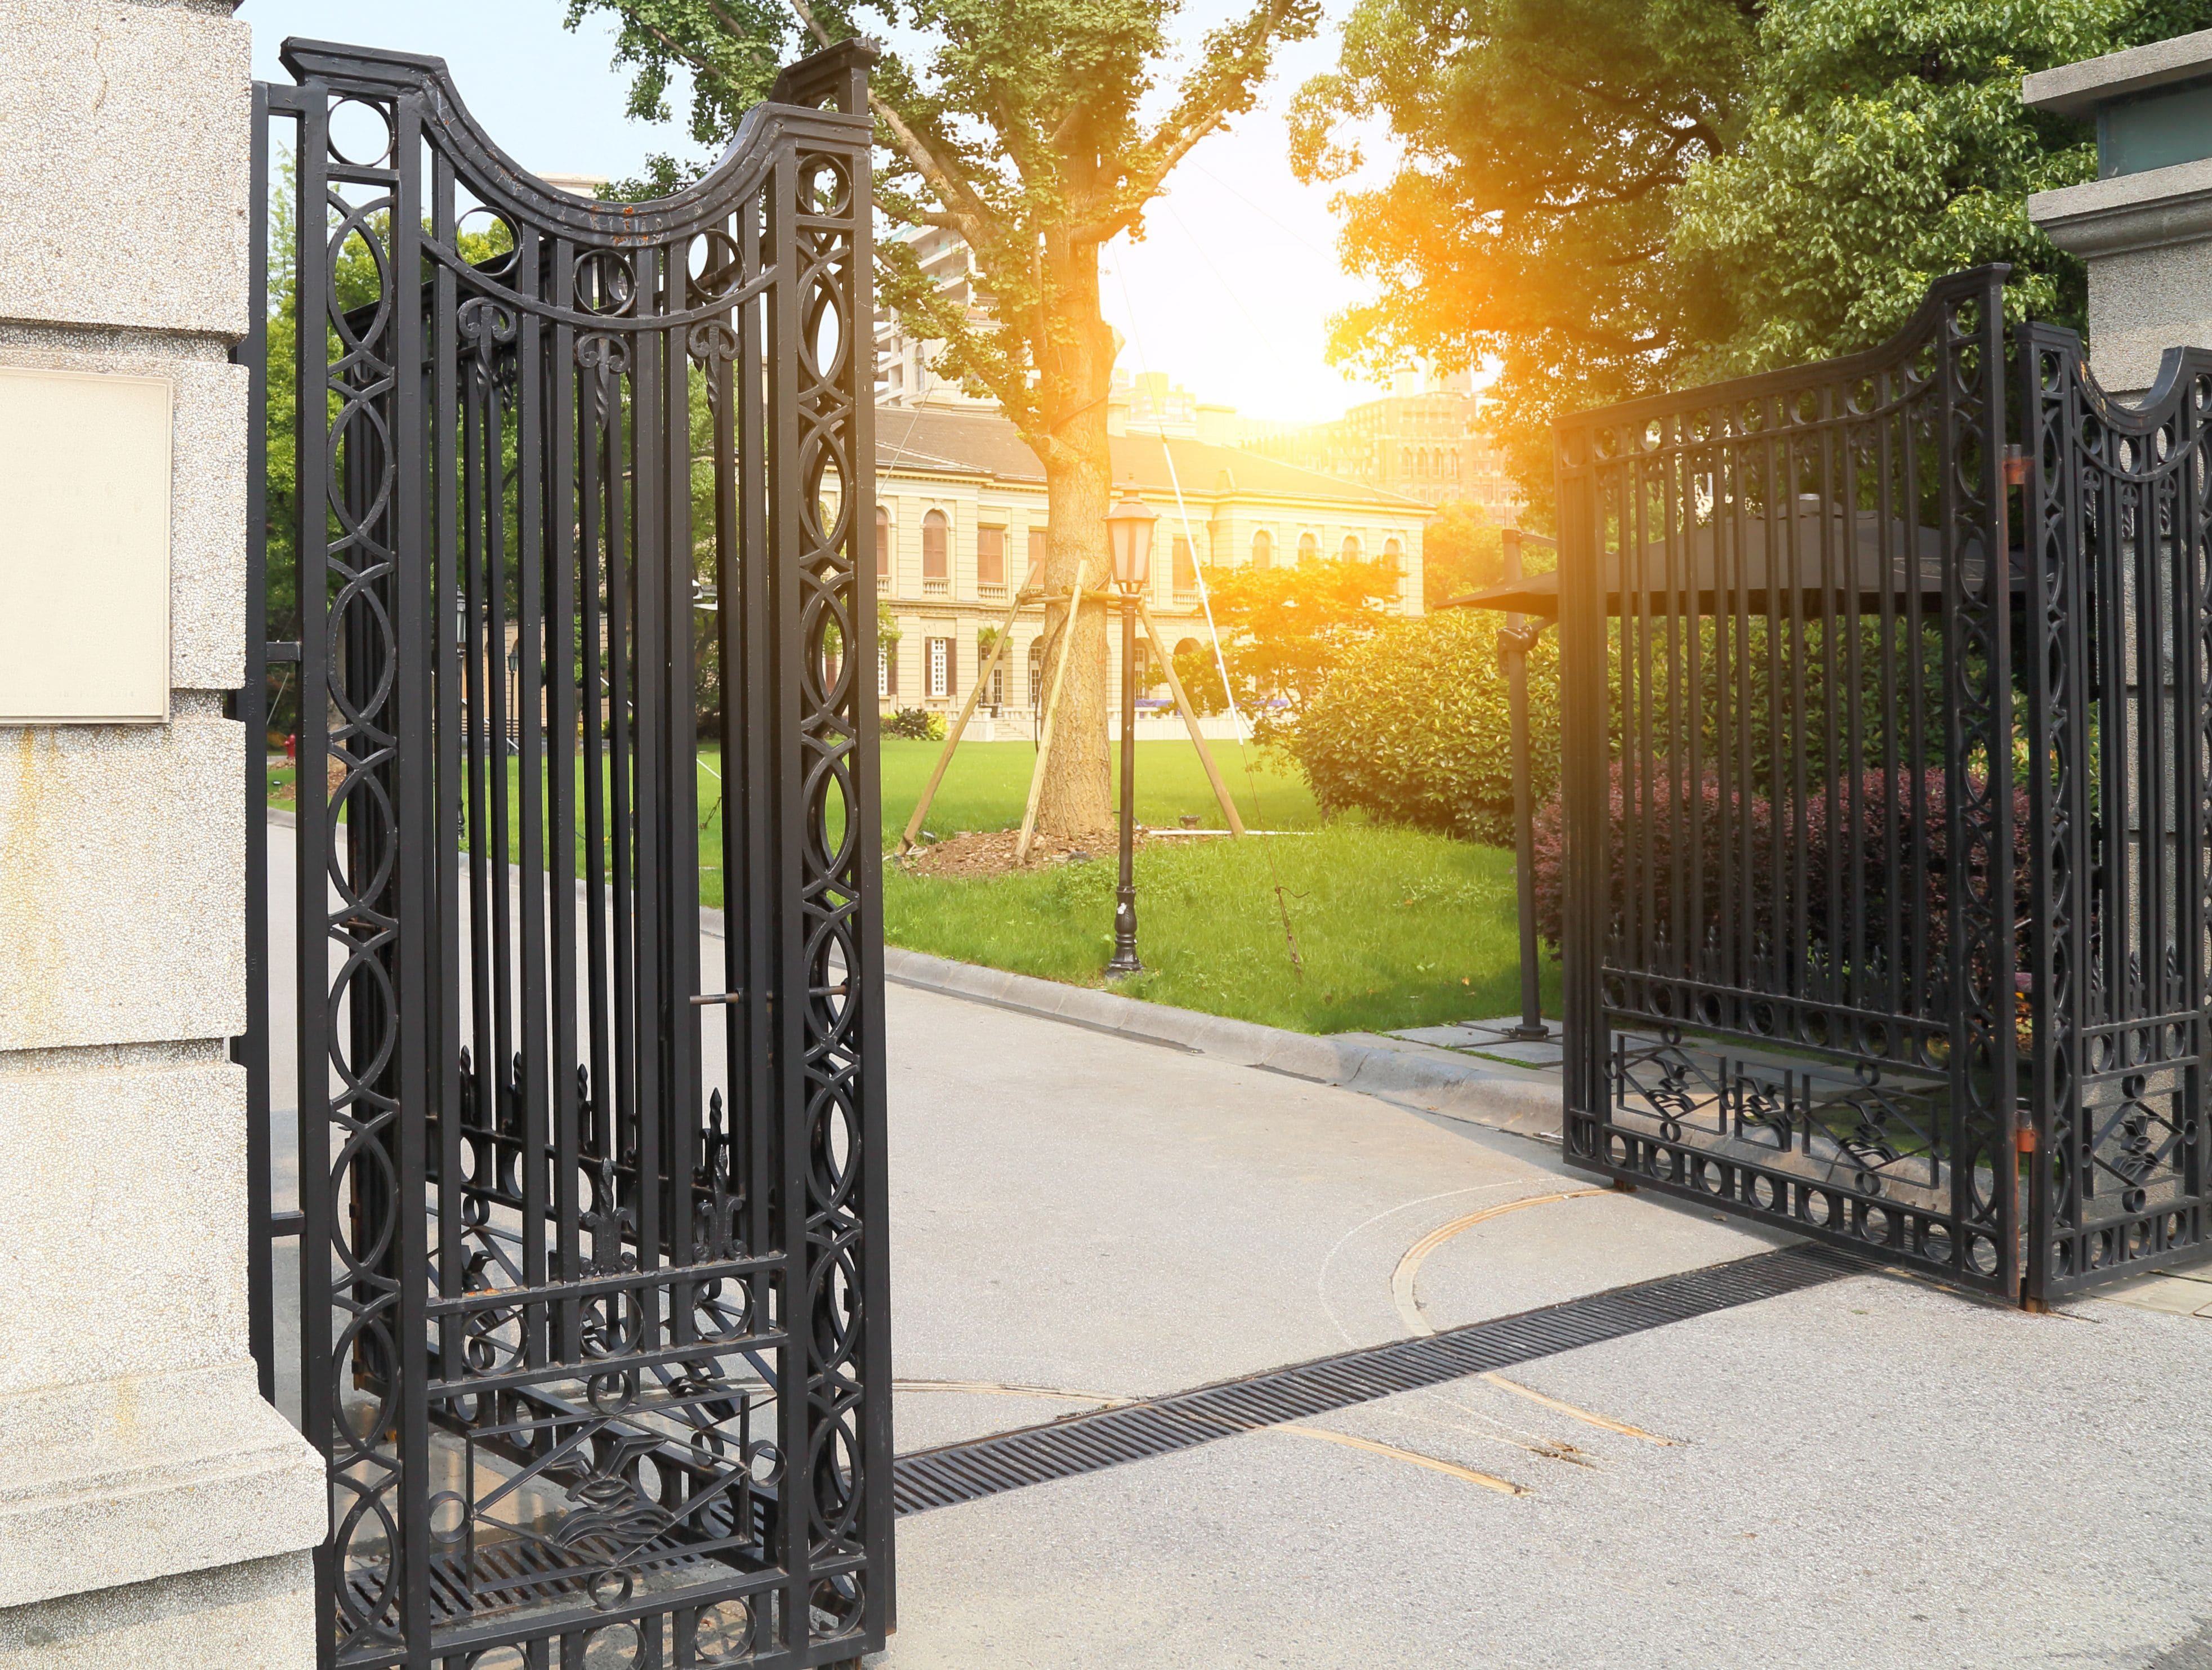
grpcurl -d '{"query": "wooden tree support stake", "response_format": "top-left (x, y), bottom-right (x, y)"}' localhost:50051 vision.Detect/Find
top-left (1138, 599), bottom-right (1243, 836)
top-left (1016, 590), bottom-right (1087, 865)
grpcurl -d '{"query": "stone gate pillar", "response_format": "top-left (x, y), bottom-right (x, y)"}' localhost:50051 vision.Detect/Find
top-left (0, 4), bottom-right (323, 1667)
top-left (2026, 28), bottom-right (2212, 395)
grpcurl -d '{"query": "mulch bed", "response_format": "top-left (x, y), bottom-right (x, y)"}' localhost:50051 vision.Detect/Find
top-left (897, 827), bottom-right (1153, 879)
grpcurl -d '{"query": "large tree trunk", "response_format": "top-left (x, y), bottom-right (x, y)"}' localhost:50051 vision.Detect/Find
top-left (1028, 236), bottom-right (1118, 840)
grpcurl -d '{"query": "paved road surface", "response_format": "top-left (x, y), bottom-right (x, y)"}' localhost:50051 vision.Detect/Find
top-left (260, 827), bottom-right (2212, 1668)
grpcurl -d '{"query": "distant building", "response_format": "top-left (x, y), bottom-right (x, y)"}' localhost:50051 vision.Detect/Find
top-left (1239, 370), bottom-right (1523, 517)
top-left (875, 225), bottom-right (996, 410)
top-left (873, 406), bottom-right (1428, 721)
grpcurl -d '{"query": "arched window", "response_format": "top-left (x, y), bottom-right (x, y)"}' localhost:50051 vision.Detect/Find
top-left (1297, 532), bottom-right (1318, 563)
top-left (1384, 538), bottom-right (1403, 601)
top-left (922, 509), bottom-right (948, 587)
top-left (875, 506), bottom-right (891, 591)
top-left (1341, 534), bottom-right (1361, 560)
top-left (1251, 530), bottom-right (1272, 571)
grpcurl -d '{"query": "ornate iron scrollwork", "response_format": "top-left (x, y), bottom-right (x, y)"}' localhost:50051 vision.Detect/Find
top-left (263, 35), bottom-right (888, 1668)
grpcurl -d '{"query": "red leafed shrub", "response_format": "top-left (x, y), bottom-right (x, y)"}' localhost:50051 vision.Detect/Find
top-left (1530, 763), bottom-right (2030, 977)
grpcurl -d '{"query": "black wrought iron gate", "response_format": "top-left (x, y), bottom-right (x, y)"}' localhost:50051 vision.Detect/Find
top-left (2019, 322), bottom-right (2212, 1302)
top-left (1552, 264), bottom-right (2212, 1307)
top-left (238, 38), bottom-right (891, 1668)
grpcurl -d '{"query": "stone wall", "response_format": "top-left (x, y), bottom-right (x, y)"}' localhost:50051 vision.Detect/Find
top-left (0, 3), bottom-right (323, 1665)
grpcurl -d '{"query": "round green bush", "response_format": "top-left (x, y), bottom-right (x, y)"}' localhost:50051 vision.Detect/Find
top-left (884, 706), bottom-right (946, 741)
top-left (1288, 609), bottom-right (1558, 846)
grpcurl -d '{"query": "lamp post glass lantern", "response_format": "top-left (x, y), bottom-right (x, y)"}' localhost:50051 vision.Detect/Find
top-left (1105, 490), bottom-right (1156, 975)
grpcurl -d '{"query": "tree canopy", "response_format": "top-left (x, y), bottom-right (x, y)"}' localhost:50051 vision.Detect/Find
top-left (1673, 0), bottom-right (2212, 380)
top-left (1292, 0), bottom-right (2212, 517)
top-left (568, 0), bottom-right (1321, 836)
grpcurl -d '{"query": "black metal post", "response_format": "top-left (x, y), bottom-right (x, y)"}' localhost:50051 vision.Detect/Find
top-left (1108, 586), bottom-right (1143, 975)
top-left (1501, 529), bottom-right (1550, 1042)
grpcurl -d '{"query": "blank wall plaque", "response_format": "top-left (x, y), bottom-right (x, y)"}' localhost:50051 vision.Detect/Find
top-left (0, 365), bottom-right (174, 724)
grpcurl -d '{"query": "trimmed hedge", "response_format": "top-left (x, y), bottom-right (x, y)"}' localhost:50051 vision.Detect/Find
top-left (1289, 609), bottom-right (1558, 847)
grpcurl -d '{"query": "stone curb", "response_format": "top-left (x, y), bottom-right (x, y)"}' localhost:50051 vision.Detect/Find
top-left (880, 944), bottom-right (1564, 1143)
top-left (265, 813), bottom-right (1559, 1142)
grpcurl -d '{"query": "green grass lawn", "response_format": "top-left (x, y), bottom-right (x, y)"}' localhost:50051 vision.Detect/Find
top-left (886, 820), bottom-right (1550, 1034)
top-left (269, 736), bottom-right (1554, 1035)
top-left (878, 734), bottom-right (1322, 838)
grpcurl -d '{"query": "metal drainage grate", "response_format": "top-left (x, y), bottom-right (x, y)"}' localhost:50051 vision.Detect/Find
top-left (894, 1242), bottom-right (1859, 1516)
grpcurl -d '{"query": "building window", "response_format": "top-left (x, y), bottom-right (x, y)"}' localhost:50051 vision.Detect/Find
top-left (1251, 530), bottom-right (1272, 571)
top-left (1341, 534), bottom-right (1362, 559)
top-left (1027, 526), bottom-right (1047, 585)
top-left (878, 642), bottom-right (892, 698)
top-left (922, 508), bottom-right (948, 594)
top-left (927, 636), bottom-right (949, 699)
top-left (1028, 640), bottom-right (1043, 708)
top-left (1172, 536), bottom-right (1196, 601)
top-left (988, 660), bottom-right (1004, 708)
top-left (875, 506), bottom-right (891, 592)
top-left (1384, 538), bottom-right (1403, 602)
top-left (1297, 532), bottom-right (1318, 563)
top-left (978, 524), bottom-right (1006, 593)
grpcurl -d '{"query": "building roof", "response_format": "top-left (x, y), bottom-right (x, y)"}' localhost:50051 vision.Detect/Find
top-left (875, 405), bottom-right (1431, 514)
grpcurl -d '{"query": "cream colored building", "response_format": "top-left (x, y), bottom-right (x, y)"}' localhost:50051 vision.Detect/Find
top-left (873, 405), bottom-right (1428, 722)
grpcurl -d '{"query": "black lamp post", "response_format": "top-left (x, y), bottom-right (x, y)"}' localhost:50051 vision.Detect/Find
top-left (1104, 489), bottom-right (1157, 977)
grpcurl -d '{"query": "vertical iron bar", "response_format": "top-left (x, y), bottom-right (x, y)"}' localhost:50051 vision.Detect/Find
top-left (580, 338), bottom-right (612, 1171)
top-left (430, 144), bottom-right (466, 1417)
top-left (768, 141), bottom-right (814, 1637)
top-left (484, 291), bottom-right (516, 1222)
top-left (516, 226), bottom-right (552, 1337)
top-left (734, 203), bottom-right (776, 1448)
top-left (288, 80), bottom-right (337, 1670)
top-left (387, 93), bottom-right (436, 1669)
top-left (667, 258), bottom-right (703, 1324)
top-left (631, 268), bottom-right (666, 1307)
top-left (548, 242), bottom-right (582, 1325)
top-left (606, 319), bottom-right (637, 1247)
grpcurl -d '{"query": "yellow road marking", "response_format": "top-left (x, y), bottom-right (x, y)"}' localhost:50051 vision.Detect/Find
top-left (1473, 1374), bottom-right (1673, 1444)
top-left (1272, 1424), bottom-right (1526, 1495)
top-left (1390, 1187), bottom-right (1676, 1446)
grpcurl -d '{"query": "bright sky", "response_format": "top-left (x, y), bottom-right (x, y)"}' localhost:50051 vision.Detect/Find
top-left (238, 0), bottom-right (1401, 423)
